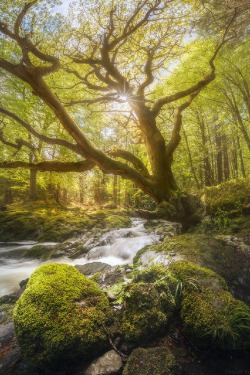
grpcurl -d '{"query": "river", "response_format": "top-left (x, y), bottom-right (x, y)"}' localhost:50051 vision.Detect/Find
top-left (0, 218), bottom-right (165, 297)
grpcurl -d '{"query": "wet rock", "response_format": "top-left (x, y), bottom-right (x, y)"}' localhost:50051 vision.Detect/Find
top-left (75, 262), bottom-right (112, 276)
top-left (0, 293), bottom-right (19, 305)
top-left (0, 338), bottom-right (21, 375)
top-left (123, 347), bottom-right (180, 375)
top-left (84, 350), bottom-right (123, 375)
top-left (19, 278), bottom-right (29, 290)
top-left (0, 322), bottom-right (14, 345)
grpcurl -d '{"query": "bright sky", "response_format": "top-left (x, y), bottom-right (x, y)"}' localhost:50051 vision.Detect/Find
top-left (52, 0), bottom-right (72, 15)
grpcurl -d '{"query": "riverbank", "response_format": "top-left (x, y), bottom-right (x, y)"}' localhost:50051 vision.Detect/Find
top-left (1, 180), bottom-right (250, 374)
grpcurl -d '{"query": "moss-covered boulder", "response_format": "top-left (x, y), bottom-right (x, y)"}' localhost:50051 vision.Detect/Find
top-left (14, 263), bottom-right (112, 369)
top-left (123, 347), bottom-right (179, 375)
top-left (132, 264), bottom-right (177, 294)
top-left (181, 289), bottom-right (250, 350)
top-left (169, 261), bottom-right (250, 351)
top-left (120, 265), bottom-right (176, 342)
top-left (169, 260), bottom-right (227, 292)
top-left (23, 244), bottom-right (56, 260)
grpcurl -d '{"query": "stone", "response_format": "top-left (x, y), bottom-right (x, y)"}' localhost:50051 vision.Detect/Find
top-left (0, 322), bottom-right (14, 345)
top-left (84, 350), bottom-right (123, 375)
top-left (75, 262), bottom-right (112, 276)
top-left (14, 263), bottom-right (112, 369)
top-left (123, 347), bottom-right (180, 375)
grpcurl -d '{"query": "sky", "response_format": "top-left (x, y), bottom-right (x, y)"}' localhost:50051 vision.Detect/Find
top-left (52, 0), bottom-right (72, 15)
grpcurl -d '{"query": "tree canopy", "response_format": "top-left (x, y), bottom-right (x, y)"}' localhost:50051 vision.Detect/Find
top-left (0, 0), bottom-right (250, 207)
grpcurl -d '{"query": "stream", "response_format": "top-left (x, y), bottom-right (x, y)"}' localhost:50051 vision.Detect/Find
top-left (0, 218), bottom-right (171, 297)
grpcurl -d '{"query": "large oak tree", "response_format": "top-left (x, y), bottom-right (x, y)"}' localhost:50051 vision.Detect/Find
top-left (0, 0), bottom-right (248, 205)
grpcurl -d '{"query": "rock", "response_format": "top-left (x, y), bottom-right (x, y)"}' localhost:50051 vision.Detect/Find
top-left (0, 322), bottom-right (15, 345)
top-left (123, 347), bottom-right (180, 375)
top-left (120, 265), bottom-right (176, 342)
top-left (0, 338), bottom-right (21, 374)
top-left (84, 350), bottom-right (123, 375)
top-left (14, 263), bottom-right (112, 369)
top-left (181, 288), bottom-right (250, 350)
top-left (169, 261), bottom-right (250, 351)
top-left (0, 293), bottom-right (19, 305)
top-left (75, 262), bottom-right (112, 276)
top-left (23, 244), bottom-right (56, 260)
top-left (19, 278), bottom-right (29, 290)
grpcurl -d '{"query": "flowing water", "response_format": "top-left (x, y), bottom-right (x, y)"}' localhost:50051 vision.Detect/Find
top-left (0, 218), bottom-right (163, 297)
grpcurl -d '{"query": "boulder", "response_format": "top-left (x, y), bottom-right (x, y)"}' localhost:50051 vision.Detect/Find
top-left (169, 261), bottom-right (250, 350)
top-left (75, 262), bottom-right (112, 276)
top-left (14, 263), bottom-right (112, 369)
top-left (120, 265), bottom-right (176, 342)
top-left (84, 350), bottom-right (123, 375)
top-left (123, 347), bottom-right (180, 375)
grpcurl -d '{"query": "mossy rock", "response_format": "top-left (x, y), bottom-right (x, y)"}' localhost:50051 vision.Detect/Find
top-left (169, 260), bottom-right (227, 292)
top-left (23, 245), bottom-right (56, 260)
top-left (14, 263), bottom-right (112, 369)
top-left (204, 178), bottom-right (250, 215)
top-left (132, 264), bottom-right (178, 294)
top-left (104, 214), bottom-right (131, 229)
top-left (181, 288), bottom-right (250, 350)
top-left (123, 347), bottom-right (179, 375)
top-left (120, 280), bottom-right (175, 342)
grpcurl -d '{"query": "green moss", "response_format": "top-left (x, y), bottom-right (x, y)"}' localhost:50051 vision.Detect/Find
top-left (181, 289), bottom-right (250, 350)
top-left (24, 245), bottom-right (55, 260)
top-left (204, 178), bottom-right (250, 215)
top-left (14, 263), bottom-right (112, 369)
top-left (131, 264), bottom-right (178, 294)
top-left (123, 347), bottom-right (178, 375)
top-left (121, 280), bottom-right (175, 342)
top-left (104, 214), bottom-right (131, 229)
top-left (169, 260), bottom-right (227, 292)
top-left (0, 303), bottom-right (15, 324)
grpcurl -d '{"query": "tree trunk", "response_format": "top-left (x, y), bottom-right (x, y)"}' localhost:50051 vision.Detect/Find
top-left (215, 125), bottom-right (223, 184)
top-left (237, 136), bottom-right (246, 178)
top-left (3, 180), bottom-right (13, 204)
top-left (222, 134), bottom-right (230, 181)
top-left (29, 169), bottom-right (37, 200)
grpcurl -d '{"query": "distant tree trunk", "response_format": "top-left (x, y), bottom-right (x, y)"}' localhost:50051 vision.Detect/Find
top-left (222, 134), bottom-right (230, 181)
top-left (54, 184), bottom-right (61, 205)
top-left (231, 136), bottom-right (238, 179)
top-left (79, 176), bottom-right (84, 204)
top-left (182, 127), bottom-right (200, 188)
top-left (3, 180), bottom-right (13, 204)
top-left (113, 175), bottom-right (118, 207)
top-left (117, 176), bottom-right (121, 206)
top-left (197, 113), bottom-right (213, 186)
top-left (62, 188), bottom-right (68, 202)
top-left (215, 125), bottom-right (223, 184)
top-left (29, 169), bottom-right (37, 200)
top-left (237, 136), bottom-right (246, 178)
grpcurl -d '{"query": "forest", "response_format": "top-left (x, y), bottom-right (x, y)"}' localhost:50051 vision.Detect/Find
top-left (0, 1), bottom-right (250, 374)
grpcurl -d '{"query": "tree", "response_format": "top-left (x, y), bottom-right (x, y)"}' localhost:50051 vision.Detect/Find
top-left (0, 0), bottom-right (248, 207)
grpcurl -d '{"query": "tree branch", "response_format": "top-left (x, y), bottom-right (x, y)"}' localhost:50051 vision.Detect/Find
top-left (0, 160), bottom-right (95, 172)
top-left (0, 106), bottom-right (80, 154)
top-left (108, 148), bottom-right (150, 178)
